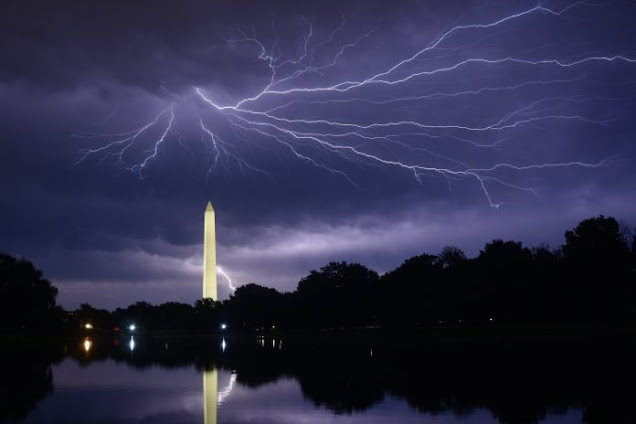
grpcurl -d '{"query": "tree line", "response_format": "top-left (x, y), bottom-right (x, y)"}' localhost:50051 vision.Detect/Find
top-left (221, 215), bottom-right (636, 330)
top-left (1, 215), bottom-right (635, 333)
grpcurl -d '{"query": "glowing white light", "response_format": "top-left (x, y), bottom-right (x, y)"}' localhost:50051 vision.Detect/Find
top-left (83, 338), bottom-right (92, 353)
top-left (220, 323), bottom-right (227, 330)
top-left (221, 337), bottom-right (227, 352)
top-left (128, 324), bottom-right (136, 331)
top-left (129, 336), bottom-right (135, 351)
top-left (84, 323), bottom-right (93, 330)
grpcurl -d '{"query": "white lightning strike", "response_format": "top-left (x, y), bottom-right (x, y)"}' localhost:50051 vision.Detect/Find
top-left (75, 2), bottom-right (635, 207)
top-left (217, 265), bottom-right (237, 293)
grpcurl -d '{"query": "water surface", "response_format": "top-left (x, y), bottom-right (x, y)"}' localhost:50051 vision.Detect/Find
top-left (1, 333), bottom-right (634, 423)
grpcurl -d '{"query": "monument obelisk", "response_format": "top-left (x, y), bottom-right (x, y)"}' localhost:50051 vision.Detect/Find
top-left (203, 369), bottom-right (218, 424)
top-left (203, 200), bottom-right (217, 300)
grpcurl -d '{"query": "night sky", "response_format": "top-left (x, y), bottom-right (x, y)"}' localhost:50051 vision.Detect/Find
top-left (2, 0), bottom-right (635, 310)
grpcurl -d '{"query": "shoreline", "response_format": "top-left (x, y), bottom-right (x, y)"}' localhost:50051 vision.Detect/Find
top-left (2, 325), bottom-right (635, 346)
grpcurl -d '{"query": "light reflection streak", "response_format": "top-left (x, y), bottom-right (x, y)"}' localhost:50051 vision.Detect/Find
top-left (217, 372), bottom-right (237, 405)
top-left (83, 338), bottom-right (92, 353)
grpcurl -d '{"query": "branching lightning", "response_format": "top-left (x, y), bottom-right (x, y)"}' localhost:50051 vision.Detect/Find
top-left (75, 1), bottom-right (635, 207)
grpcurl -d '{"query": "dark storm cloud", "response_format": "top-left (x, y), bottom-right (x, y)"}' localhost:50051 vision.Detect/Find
top-left (1, 0), bottom-right (404, 95)
top-left (1, 0), bottom-right (635, 309)
top-left (2, 0), bottom-right (240, 93)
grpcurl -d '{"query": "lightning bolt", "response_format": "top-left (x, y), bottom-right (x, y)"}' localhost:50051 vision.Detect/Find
top-left (75, 1), bottom-right (635, 207)
top-left (75, 105), bottom-right (175, 179)
top-left (217, 265), bottom-right (237, 293)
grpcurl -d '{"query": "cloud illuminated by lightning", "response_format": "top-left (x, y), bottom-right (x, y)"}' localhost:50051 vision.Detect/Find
top-left (75, 1), bottom-right (635, 207)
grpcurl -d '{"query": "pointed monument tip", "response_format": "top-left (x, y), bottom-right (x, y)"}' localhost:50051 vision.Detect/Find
top-left (206, 200), bottom-right (214, 211)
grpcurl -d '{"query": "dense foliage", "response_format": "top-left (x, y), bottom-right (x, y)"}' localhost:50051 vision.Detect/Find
top-left (0, 253), bottom-right (62, 331)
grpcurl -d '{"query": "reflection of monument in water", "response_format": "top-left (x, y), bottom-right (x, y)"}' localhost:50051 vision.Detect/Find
top-left (203, 200), bottom-right (217, 300)
top-left (203, 366), bottom-right (238, 424)
top-left (203, 369), bottom-right (218, 424)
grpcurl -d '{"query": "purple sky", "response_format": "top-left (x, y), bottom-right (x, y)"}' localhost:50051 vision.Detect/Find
top-left (1, 0), bottom-right (635, 310)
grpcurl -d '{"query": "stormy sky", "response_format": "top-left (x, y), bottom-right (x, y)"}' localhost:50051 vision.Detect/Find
top-left (1, 0), bottom-right (635, 310)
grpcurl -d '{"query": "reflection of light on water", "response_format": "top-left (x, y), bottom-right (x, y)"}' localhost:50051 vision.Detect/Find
top-left (83, 338), bottom-right (92, 353)
top-left (129, 336), bottom-right (135, 351)
top-left (256, 336), bottom-right (283, 350)
top-left (221, 337), bottom-right (226, 352)
top-left (217, 372), bottom-right (237, 405)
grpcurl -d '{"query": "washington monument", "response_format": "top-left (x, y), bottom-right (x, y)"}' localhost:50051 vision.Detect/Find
top-left (203, 369), bottom-right (217, 424)
top-left (203, 200), bottom-right (217, 300)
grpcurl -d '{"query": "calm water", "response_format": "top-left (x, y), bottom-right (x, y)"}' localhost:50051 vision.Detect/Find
top-left (1, 333), bottom-right (634, 423)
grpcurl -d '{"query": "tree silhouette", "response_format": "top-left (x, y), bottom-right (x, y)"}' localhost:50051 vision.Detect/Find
top-left (296, 262), bottom-right (380, 329)
top-left (475, 240), bottom-right (533, 325)
top-left (0, 253), bottom-right (61, 331)
top-left (381, 253), bottom-right (443, 326)
top-left (224, 283), bottom-right (285, 331)
top-left (438, 245), bottom-right (467, 269)
top-left (562, 215), bottom-right (632, 325)
top-left (72, 303), bottom-right (112, 330)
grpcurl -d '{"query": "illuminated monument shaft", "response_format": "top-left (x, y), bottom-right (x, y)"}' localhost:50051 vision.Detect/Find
top-left (203, 201), bottom-right (217, 300)
top-left (203, 369), bottom-right (218, 424)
